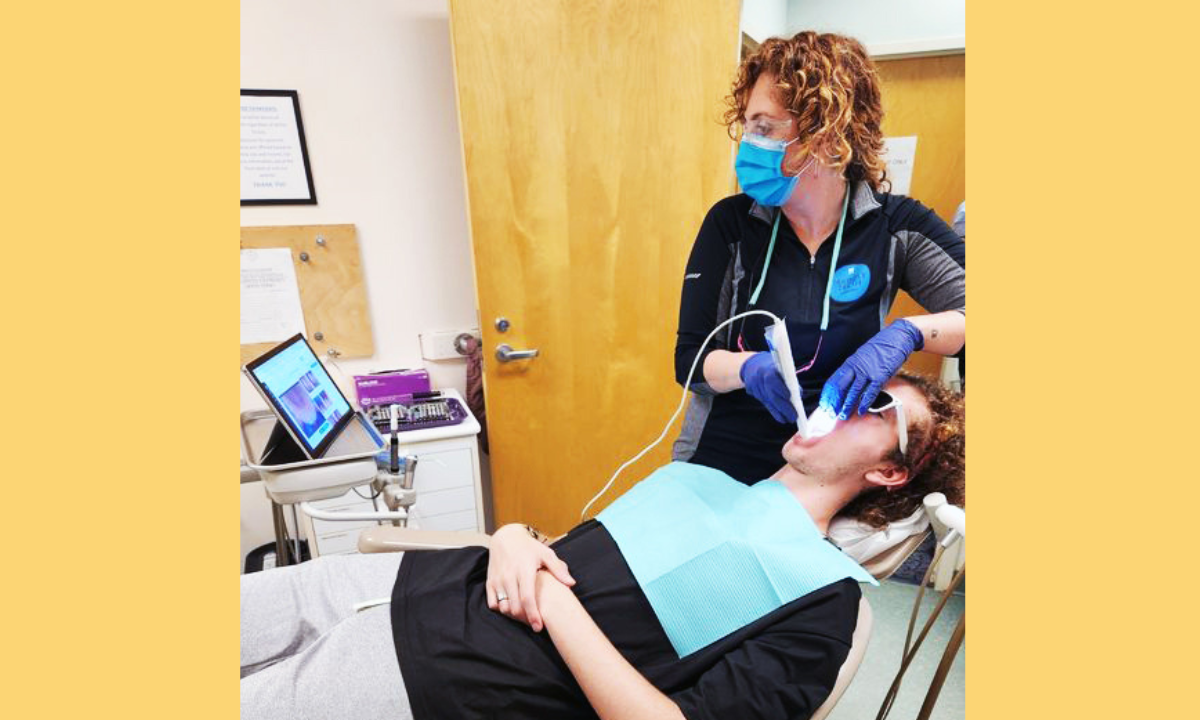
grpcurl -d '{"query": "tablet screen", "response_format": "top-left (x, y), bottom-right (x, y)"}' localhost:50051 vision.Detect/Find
top-left (246, 334), bottom-right (354, 457)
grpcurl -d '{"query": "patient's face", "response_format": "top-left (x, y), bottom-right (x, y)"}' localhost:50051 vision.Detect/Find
top-left (781, 380), bottom-right (930, 477)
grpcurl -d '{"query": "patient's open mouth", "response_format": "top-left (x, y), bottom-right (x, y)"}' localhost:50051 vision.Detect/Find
top-left (790, 432), bottom-right (824, 448)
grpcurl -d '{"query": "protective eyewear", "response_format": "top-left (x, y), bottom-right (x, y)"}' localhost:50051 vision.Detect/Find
top-left (742, 115), bottom-right (795, 139)
top-left (867, 390), bottom-right (907, 456)
top-left (740, 117), bottom-right (799, 151)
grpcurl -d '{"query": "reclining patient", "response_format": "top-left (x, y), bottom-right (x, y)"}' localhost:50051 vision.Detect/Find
top-left (241, 373), bottom-right (964, 720)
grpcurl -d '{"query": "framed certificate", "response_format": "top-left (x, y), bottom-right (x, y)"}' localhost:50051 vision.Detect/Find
top-left (240, 89), bottom-right (318, 205)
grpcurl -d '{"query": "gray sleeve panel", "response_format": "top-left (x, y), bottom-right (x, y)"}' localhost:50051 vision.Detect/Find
top-left (897, 230), bottom-right (966, 315)
top-left (878, 235), bottom-right (900, 329)
top-left (676, 245), bottom-right (744, 456)
top-left (672, 394), bottom-right (713, 461)
top-left (687, 246), bottom-right (742, 396)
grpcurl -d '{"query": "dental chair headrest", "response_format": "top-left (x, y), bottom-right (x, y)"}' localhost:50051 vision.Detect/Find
top-left (828, 504), bottom-right (930, 577)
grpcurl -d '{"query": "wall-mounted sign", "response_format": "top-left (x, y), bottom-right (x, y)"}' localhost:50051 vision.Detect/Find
top-left (240, 89), bottom-right (317, 205)
top-left (881, 135), bottom-right (918, 196)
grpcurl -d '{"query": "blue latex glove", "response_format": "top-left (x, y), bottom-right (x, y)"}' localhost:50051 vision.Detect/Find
top-left (818, 319), bottom-right (925, 419)
top-left (740, 351), bottom-right (799, 424)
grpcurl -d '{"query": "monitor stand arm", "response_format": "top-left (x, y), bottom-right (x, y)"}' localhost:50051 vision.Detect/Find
top-left (374, 455), bottom-right (419, 527)
top-left (299, 455), bottom-right (420, 527)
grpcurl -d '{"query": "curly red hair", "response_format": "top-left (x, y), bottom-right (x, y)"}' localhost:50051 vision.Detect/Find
top-left (724, 31), bottom-right (889, 190)
top-left (837, 373), bottom-right (966, 529)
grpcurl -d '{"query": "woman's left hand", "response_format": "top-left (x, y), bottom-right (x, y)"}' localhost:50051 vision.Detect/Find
top-left (819, 319), bottom-right (924, 418)
top-left (486, 524), bottom-right (575, 632)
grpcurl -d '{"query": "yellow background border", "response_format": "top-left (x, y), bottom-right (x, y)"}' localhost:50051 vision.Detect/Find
top-left (4, 1), bottom-right (1197, 717)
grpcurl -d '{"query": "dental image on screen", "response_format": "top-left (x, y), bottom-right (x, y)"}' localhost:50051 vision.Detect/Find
top-left (253, 339), bottom-right (352, 452)
top-left (280, 383), bottom-right (329, 441)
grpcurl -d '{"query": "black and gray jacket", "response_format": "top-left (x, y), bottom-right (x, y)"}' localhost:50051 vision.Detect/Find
top-left (673, 183), bottom-right (966, 483)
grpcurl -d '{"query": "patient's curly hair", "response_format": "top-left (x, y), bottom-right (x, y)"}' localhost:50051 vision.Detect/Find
top-left (723, 31), bottom-right (889, 189)
top-left (838, 373), bottom-right (965, 529)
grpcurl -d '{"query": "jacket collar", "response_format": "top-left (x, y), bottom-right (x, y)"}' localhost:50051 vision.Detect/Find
top-left (748, 180), bottom-right (882, 224)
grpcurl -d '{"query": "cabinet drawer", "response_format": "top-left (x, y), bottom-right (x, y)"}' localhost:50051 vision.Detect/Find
top-left (311, 516), bottom-right (380, 540)
top-left (409, 485), bottom-right (475, 519)
top-left (312, 527), bottom-right (365, 556)
top-left (411, 508), bottom-right (480, 533)
top-left (412, 448), bottom-right (474, 493)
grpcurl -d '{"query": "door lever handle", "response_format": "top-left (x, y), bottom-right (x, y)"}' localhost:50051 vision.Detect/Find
top-left (496, 344), bottom-right (539, 363)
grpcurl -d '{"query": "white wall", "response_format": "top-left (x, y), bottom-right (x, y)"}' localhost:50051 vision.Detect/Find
top-left (240, 0), bottom-right (479, 567)
top-left (240, 0), bottom-right (475, 412)
top-left (741, 0), bottom-right (788, 43)
top-left (786, 0), bottom-right (965, 57)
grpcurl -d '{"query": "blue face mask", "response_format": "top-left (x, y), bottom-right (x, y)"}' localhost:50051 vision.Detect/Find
top-left (734, 133), bottom-right (813, 206)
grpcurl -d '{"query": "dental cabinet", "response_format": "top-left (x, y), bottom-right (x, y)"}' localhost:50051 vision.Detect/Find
top-left (300, 388), bottom-right (484, 558)
top-left (243, 388), bottom-right (485, 562)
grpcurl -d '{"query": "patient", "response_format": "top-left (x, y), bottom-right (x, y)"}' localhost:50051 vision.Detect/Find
top-left (241, 373), bottom-right (964, 720)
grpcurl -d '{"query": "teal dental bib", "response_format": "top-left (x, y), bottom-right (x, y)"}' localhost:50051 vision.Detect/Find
top-left (596, 462), bottom-right (877, 658)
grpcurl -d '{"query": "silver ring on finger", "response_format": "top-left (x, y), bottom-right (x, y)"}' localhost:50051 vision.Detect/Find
top-left (496, 591), bottom-right (508, 603)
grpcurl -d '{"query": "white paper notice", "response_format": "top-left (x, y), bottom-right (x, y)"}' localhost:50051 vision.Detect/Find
top-left (240, 248), bottom-right (307, 345)
top-left (240, 95), bottom-right (313, 201)
top-left (882, 136), bottom-right (918, 196)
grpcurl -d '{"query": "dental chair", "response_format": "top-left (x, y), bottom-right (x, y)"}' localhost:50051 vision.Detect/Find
top-left (354, 519), bottom-right (937, 720)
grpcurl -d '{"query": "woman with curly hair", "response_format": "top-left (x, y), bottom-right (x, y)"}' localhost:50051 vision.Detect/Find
top-left (672, 31), bottom-right (966, 485)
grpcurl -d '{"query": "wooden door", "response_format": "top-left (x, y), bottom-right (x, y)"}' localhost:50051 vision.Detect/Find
top-left (877, 53), bottom-right (967, 377)
top-left (448, 0), bottom-right (741, 534)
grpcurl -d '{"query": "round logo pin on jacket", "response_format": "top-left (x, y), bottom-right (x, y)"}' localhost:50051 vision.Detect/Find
top-left (831, 264), bottom-right (871, 302)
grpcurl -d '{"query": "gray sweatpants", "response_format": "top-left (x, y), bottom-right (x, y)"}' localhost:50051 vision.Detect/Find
top-left (240, 552), bottom-right (414, 720)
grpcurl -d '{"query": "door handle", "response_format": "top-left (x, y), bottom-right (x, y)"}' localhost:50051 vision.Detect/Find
top-left (496, 343), bottom-right (539, 363)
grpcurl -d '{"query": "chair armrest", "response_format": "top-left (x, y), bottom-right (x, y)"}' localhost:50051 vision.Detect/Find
top-left (358, 526), bottom-right (490, 553)
top-left (810, 596), bottom-right (873, 720)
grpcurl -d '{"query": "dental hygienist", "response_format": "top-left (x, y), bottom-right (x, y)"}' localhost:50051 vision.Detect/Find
top-left (673, 31), bottom-right (966, 484)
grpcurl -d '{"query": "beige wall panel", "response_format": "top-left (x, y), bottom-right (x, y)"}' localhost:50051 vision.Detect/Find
top-left (877, 54), bottom-right (966, 377)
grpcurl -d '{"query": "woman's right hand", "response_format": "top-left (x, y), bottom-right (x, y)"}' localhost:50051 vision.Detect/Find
top-left (740, 351), bottom-right (799, 423)
top-left (486, 523), bottom-right (575, 632)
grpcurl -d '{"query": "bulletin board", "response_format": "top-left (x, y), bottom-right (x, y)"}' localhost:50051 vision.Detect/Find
top-left (240, 224), bottom-right (374, 364)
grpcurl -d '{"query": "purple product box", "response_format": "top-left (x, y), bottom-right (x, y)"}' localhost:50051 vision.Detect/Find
top-left (353, 369), bottom-right (431, 408)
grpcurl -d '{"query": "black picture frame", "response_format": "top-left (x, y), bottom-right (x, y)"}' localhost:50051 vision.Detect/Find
top-left (240, 89), bottom-right (318, 205)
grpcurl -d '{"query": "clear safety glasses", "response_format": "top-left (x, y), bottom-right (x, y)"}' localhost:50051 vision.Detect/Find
top-left (868, 390), bottom-right (908, 456)
top-left (741, 116), bottom-right (800, 151)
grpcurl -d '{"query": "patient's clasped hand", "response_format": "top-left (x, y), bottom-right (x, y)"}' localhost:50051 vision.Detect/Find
top-left (241, 374), bottom-right (965, 720)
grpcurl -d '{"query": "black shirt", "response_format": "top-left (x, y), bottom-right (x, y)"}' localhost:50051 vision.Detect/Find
top-left (392, 520), bottom-right (860, 720)
top-left (674, 186), bottom-right (966, 483)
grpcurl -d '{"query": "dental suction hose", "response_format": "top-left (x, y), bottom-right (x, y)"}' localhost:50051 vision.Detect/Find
top-left (880, 501), bottom-right (966, 720)
top-left (580, 309), bottom-right (783, 521)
